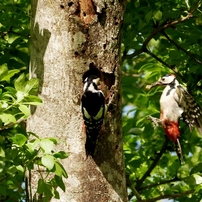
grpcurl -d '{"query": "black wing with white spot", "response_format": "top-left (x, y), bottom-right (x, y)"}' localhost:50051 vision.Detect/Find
top-left (175, 85), bottom-right (202, 134)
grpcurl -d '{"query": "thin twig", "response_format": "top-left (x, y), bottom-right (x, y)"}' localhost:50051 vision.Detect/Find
top-left (145, 50), bottom-right (184, 81)
top-left (162, 31), bottom-right (202, 65)
top-left (0, 175), bottom-right (9, 183)
top-left (139, 176), bottom-right (180, 191)
top-left (0, 118), bottom-right (25, 131)
top-left (124, 3), bottom-right (199, 60)
top-left (126, 175), bottom-right (142, 200)
top-left (135, 138), bottom-right (169, 190)
top-left (145, 49), bottom-right (176, 72)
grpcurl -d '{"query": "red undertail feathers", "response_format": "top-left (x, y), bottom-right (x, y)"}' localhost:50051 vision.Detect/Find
top-left (163, 120), bottom-right (180, 143)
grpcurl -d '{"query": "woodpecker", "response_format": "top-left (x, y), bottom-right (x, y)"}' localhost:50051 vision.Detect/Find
top-left (146, 74), bottom-right (202, 163)
top-left (81, 75), bottom-right (106, 156)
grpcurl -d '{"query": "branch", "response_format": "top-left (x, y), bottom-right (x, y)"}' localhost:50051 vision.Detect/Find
top-left (0, 175), bottom-right (8, 183)
top-left (139, 176), bottom-right (180, 191)
top-left (145, 49), bottom-right (176, 71)
top-left (162, 31), bottom-right (202, 65)
top-left (145, 50), bottom-right (184, 81)
top-left (135, 138), bottom-right (169, 190)
top-left (137, 190), bottom-right (194, 202)
top-left (0, 118), bottom-right (25, 131)
top-left (126, 175), bottom-right (142, 200)
top-left (124, 3), bottom-right (199, 60)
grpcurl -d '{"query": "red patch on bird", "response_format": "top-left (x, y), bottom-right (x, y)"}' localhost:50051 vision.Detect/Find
top-left (162, 120), bottom-right (180, 143)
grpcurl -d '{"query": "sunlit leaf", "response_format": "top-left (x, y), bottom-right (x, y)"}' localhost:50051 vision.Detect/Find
top-left (1, 69), bottom-right (20, 82)
top-left (14, 74), bottom-right (26, 92)
top-left (54, 161), bottom-right (68, 178)
top-left (41, 155), bottom-right (55, 170)
top-left (40, 138), bottom-right (54, 154)
top-left (10, 134), bottom-right (27, 147)
top-left (0, 63), bottom-right (8, 81)
top-left (18, 104), bottom-right (30, 117)
top-left (0, 113), bottom-right (16, 124)
top-left (154, 10), bottom-right (162, 21)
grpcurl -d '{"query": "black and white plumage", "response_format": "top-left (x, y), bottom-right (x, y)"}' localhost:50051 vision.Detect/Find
top-left (81, 75), bottom-right (106, 156)
top-left (147, 74), bottom-right (202, 163)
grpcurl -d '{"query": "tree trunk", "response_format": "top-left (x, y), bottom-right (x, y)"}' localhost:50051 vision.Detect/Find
top-left (28, 0), bottom-right (127, 201)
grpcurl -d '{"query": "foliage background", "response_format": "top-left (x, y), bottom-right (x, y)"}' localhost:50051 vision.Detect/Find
top-left (122, 0), bottom-right (202, 201)
top-left (1, 0), bottom-right (202, 201)
top-left (0, 1), bottom-right (67, 201)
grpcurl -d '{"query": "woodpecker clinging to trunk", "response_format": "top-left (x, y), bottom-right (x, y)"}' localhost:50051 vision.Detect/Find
top-left (81, 75), bottom-right (107, 157)
top-left (146, 74), bottom-right (202, 163)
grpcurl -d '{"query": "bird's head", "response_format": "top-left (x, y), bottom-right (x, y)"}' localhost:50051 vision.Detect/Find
top-left (146, 74), bottom-right (176, 90)
top-left (83, 75), bottom-right (100, 92)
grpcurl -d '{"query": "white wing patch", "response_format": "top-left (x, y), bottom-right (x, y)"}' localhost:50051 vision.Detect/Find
top-left (83, 108), bottom-right (91, 119)
top-left (95, 107), bottom-right (104, 120)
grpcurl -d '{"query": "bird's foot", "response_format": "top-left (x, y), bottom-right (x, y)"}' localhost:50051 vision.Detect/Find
top-left (147, 115), bottom-right (162, 129)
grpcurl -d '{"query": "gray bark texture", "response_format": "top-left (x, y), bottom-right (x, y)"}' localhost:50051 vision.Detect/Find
top-left (28, 0), bottom-right (127, 201)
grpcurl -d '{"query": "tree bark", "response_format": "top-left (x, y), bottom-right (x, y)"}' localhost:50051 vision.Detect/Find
top-left (28, 0), bottom-right (127, 201)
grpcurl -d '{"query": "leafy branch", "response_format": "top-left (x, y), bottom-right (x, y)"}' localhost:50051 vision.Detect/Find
top-left (127, 139), bottom-right (169, 200)
top-left (123, 2), bottom-right (200, 75)
top-left (139, 176), bottom-right (180, 191)
top-left (126, 175), bottom-right (142, 201)
top-left (0, 118), bottom-right (25, 131)
top-left (162, 31), bottom-right (202, 65)
top-left (135, 138), bottom-right (169, 190)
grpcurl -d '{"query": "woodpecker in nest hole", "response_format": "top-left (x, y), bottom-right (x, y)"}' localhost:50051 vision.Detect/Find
top-left (81, 75), bottom-right (107, 157)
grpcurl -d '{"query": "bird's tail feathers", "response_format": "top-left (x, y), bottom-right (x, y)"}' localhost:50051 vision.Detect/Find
top-left (175, 139), bottom-right (185, 165)
top-left (85, 130), bottom-right (99, 157)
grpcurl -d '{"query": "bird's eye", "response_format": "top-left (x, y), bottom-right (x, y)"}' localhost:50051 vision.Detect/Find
top-left (162, 77), bottom-right (165, 81)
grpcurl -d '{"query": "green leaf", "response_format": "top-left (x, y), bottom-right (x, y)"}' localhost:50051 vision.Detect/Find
top-left (145, 10), bottom-right (152, 24)
top-left (49, 138), bottom-right (58, 144)
top-left (0, 147), bottom-right (5, 157)
top-left (16, 91), bottom-right (28, 102)
top-left (41, 155), bottom-right (55, 170)
top-left (37, 179), bottom-right (45, 194)
top-left (55, 175), bottom-right (65, 192)
top-left (10, 134), bottom-right (27, 147)
top-left (54, 151), bottom-right (68, 159)
top-left (16, 165), bottom-right (24, 173)
top-left (7, 35), bottom-right (20, 44)
top-left (26, 139), bottom-right (40, 153)
top-left (154, 10), bottom-right (162, 21)
top-left (0, 113), bottom-right (16, 124)
top-left (40, 138), bottom-right (55, 154)
top-left (23, 95), bottom-right (42, 105)
top-left (184, 174), bottom-right (202, 185)
top-left (53, 189), bottom-right (60, 199)
top-left (193, 174), bottom-right (202, 185)
top-left (0, 63), bottom-right (8, 81)
top-left (1, 69), bottom-right (20, 82)
top-left (54, 162), bottom-right (68, 178)
top-left (128, 127), bottom-right (144, 135)
top-left (14, 74), bottom-right (26, 92)
top-left (191, 163), bottom-right (202, 174)
top-left (24, 78), bottom-right (39, 93)
top-left (19, 104), bottom-right (30, 117)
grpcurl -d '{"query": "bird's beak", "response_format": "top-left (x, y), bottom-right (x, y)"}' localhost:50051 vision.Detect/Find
top-left (146, 79), bottom-right (162, 90)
